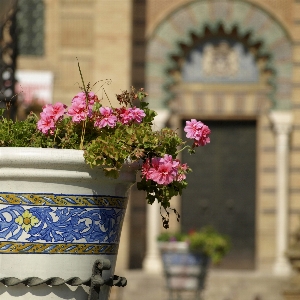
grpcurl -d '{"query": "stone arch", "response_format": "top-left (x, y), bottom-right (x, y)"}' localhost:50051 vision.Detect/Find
top-left (146, 0), bottom-right (292, 110)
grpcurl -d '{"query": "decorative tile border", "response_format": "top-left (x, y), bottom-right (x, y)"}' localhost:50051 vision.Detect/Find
top-left (0, 241), bottom-right (118, 255)
top-left (0, 192), bottom-right (127, 208)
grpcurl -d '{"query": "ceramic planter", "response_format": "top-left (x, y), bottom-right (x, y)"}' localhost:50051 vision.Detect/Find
top-left (159, 242), bottom-right (209, 300)
top-left (0, 148), bottom-right (136, 300)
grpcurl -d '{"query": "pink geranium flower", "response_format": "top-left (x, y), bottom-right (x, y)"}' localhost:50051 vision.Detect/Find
top-left (86, 92), bottom-right (100, 116)
top-left (129, 107), bottom-right (146, 123)
top-left (118, 107), bottom-right (132, 124)
top-left (161, 154), bottom-right (179, 169)
top-left (176, 163), bottom-right (188, 181)
top-left (51, 102), bottom-right (67, 121)
top-left (86, 92), bottom-right (98, 109)
top-left (142, 155), bottom-right (190, 185)
top-left (42, 102), bottom-right (66, 122)
top-left (184, 119), bottom-right (204, 140)
top-left (94, 107), bottom-right (117, 128)
top-left (184, 119), bottom-right (211, 147)
top-left (37, 112), bottom-right (55, 134)
top-left (150, 159), bottom-right (177, 185)
top-left (67, 95), bottom-right (88, 122)
top-left (117, 107), bottom-right (146, 124)
top-left (194, 125), bottom-right (211, 146)
top-left (141, 159), bottom-right (152, 180)
top-left (42, 104), bottom-right (53, 116)
top-left (67, 92), bottom-right (99, 122)
top-left (142, 154), bottom-right (179, 185)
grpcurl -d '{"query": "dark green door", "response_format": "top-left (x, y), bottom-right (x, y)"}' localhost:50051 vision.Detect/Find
top-left (181, 120), bottom-right (256, 269)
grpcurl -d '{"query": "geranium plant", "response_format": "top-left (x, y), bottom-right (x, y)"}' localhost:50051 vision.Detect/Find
top-left (0, 64), bottom-right (211, 228)
top-left (157, 226), bottom-right (230, 263)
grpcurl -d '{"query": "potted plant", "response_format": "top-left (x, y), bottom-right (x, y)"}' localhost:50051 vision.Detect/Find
top-left (0, 65), bottom-right (211, 300)
top-left (158, 226), bottom-right (230, 299)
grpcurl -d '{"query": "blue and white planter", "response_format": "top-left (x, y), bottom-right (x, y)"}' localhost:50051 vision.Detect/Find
top-left (0, 148), bottom-right (136, 300)
top-left (159, 242), bottom-right (210, 299)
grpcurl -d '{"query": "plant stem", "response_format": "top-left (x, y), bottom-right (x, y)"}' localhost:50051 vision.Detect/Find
top-left (80, 121), bottom-right (87, 150)
top-left (53, 128), bottom-right (58, 147)
top-left (175, 145), bottom-right (190, 155)
top-left (102, 86), bottom-right (112, 107)
top-left (77, 58), bottom-right (89, 150)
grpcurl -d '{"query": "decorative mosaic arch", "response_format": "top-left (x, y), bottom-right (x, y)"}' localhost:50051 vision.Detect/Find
top-left (146, 0), bottom-right (292, 110)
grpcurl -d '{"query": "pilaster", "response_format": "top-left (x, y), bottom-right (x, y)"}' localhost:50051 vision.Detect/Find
top-left (270, 110), bottom-right (293, 275)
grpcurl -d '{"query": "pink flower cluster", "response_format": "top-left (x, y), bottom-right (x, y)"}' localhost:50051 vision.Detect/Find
top-left (94, 107), bottom-right (117, 128)
top-left (37, 92), bottom-right (146, 134)
top-left (94, 106), bottom-right (145, 129)
top-left (37, 102), bottom-right (66, 134)
top-left (67, 92), bottom-right (98, 123)
top-left (184, 119), bottom-right (211, 147)
top-left (116, 107), bottom-right (146, 125)
top-left (141, 154), bottom-right (189, 185)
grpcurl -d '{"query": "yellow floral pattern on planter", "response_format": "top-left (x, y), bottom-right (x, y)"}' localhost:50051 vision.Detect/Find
top-left (15, 210), bottom-right (39, 232)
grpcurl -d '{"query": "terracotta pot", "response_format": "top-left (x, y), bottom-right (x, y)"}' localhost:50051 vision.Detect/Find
top-left (0, 148), bottom-right (136, 300)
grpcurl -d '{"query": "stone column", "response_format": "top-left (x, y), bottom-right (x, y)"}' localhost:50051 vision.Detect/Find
top-left (270, 110), bottom-right (293, 276)
top-left (143, 110), bottom-right (169, 273)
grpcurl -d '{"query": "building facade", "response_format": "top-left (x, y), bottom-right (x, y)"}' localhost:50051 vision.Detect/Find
top-left (15, 0), bottom-right (300, 274)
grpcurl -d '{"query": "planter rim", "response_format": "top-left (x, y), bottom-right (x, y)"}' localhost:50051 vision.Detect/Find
top-left (0, 147), bottom-right (87, 166)
top-left (0, 147), bottom-right (138, 182)
top-left (158, 241), bottom-right (189, 252)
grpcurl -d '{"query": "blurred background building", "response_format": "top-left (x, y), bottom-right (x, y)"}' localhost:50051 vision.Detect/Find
top-left (1, 0), bottom-right (300, 277)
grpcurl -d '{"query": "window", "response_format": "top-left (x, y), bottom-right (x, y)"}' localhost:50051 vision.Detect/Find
top-left (17, 0), bottom-right (44, 56)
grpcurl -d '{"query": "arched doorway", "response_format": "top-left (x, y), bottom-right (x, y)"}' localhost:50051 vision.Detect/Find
top-left (169, 29), bottom-right (268, 269)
